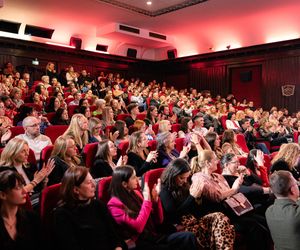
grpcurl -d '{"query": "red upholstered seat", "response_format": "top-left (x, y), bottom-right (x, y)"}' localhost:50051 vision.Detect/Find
top-left (148, 140), bottom-right (157, 151)
top-left (40, 145), bottom-right (54, 166)
top-left (44, 125), bottom-right (68, 144)
top-left (82, 142), bottom-right (98, 168)
top-left (116, 113), bottom-right (130, 121)
top-left (175, 137), bottom-right (185, 153)
top-left (152, 123), bottom-right (159, 134)
top-left (67, 105), bottom-right (78, 117)
top-left (97, 176), bottom-right (112, 204)
top-left (40, 183), bottom-right (61, 226)
top-left (45, 112), bottom-right (56, 123)
top-left (136, 113), bottom-right (146, 120)
top-left (10, 126), bottom-right (25, 138)
top-left (171, 123), bottom-right (181, 133)
top-left (220, 115), bottom-right (228, 130)
top-left (118, 140), bottom-right (129, 156)
top-left (236, 134), bottom-right (250, 153)
top-left (143, 168), bottom-right (164, 190)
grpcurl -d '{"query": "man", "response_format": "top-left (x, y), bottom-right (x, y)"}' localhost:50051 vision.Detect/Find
top-left (192, 115), bottom-right (213, 136)
top-left (125, 103), bottom-right (139, 127)
top-left (16, 116), bottom-right (52, 162)
top-left (150, 92), bottom-right (160, 108)
top-left (266, 170), bottom-right (300, 250)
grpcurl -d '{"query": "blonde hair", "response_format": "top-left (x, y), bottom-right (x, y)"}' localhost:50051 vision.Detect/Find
top-left (0, 138), bottom-right (28, 167)
top-left (235, 110), bottom-right (245, 121)
top-left (88, 117), bottom-right (101, 135)
top-left (271, 143), bottom-right (300, 169)
top-left (190, 150), bottom-right (215, 175)
top-left (51, 136), bottom-right (80, 166)
top-left (63, 114), bottom-right (88, 149)
top-left (158, 120), bottom-right (170, 133)
top-left (127, 131), bottom-right (144, 153)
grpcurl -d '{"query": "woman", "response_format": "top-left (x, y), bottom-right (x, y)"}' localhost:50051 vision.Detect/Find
top-left (0, 116), bottom-right (12, 147)
top-left (88, 117), bottom-right (103, 143)
top-left (270, 143), bottom-right (300, 180)
top-left (0, 138), bottom-right (54, 194)
top-left (65, 65), bottom-right (78, 84)
top-left (190, 150), bottom-right (271, 250)
top-left (108, 166), bottom-right (198, 250)
top-left (45, 61), bottom-right (58, 82)
top-left (112, 83), bottom-right (124, 99)
top-left (127, 131), bottom-right (158, 177)
top-left (0, 170), bottom-right (41, 250)
top-left (53, 166), bottom-right (125, 250)
top-left (226, 112), bottom-right (241, 131)
top-left (178, 117), bottom-right (193, 138)
top-left (205, 132), bottom-right (223, 159)
top-left (245, 149), bottom-right (269, 187)
top-left (76, 106), bottom-right (91, 119)
top-left (10, 87), bottom-right (24, 109)
top-left (90, 140), bottom-right (127, 179)
top-left (221, 129), bottom-right (248, 156)
top-left (63, 114), bottom-right (89, 152)
top-left (51, 108), bottom-right (70, 125)
top-left (158, 120), bottom-right (172, 134)
top-left (132, 120), bottom-right (155, 140)
top-left (45, 97), bottom-right (60, 113)
top-left (48, 136), bottom-right (81, 186)
top-left (145, 106), bottom-right (158, 126)
top-left (258, 121), bottom-right (288, 147)
top-left (160, 158), bottom-right (235, 250)
top-left (156, 132), bottom-right (189, 168)
top-left (102, 106), bottom-right (115, 129)
top-left (110, 120), bottom-right (129, 147)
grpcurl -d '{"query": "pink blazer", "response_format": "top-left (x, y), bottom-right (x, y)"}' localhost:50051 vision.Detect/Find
top-left (107, 190), bottom-right (163, 241)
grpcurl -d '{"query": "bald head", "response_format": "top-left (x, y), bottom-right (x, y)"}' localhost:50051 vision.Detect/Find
top-left (23, 116), bottom-right (40, 137)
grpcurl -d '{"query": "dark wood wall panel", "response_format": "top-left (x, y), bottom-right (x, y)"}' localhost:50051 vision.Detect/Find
top-left (190, 66), bottom-right (227, 96)
top-left (263, 56), bottom-right (300, 112)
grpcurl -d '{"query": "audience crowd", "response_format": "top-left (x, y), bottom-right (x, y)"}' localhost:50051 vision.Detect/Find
top-left (0, 61), bottom-right (300, 250)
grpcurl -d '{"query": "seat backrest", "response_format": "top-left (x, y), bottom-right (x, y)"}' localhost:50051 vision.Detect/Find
top-left (67, 105), bottom-right (79, 118)
top-left (152, 123), bottom-right (159, 134)
top-left (40, 183), bottom-right (61, 225)
top-left (236, 134), bottom-right (250, 153)
top-left (144, 168), bottom-right (164, 190)
top-left (40, 145), bottom-right (54, 166)
top-left (148, 140), bottom-right (157, 151)
top-left (44, 125), bottom-right (68, 144)
top-left (97, 176), bottom-right (112, 204)
top-left (238, 156), bottom-right (247, 166)
top-left (136, 113), bottom-right (146, 120)
top-left (82, 142), bottom-right (98, 168)
top-left (45, 112), bottom-right (56, 124)
top-left (192, 109), bottom-right (200, 117)
top-left (10, 126), bottom-right (25, 138)
top-left (220, 115), bottom-right (228, 130)
top-left (171, 123), bottom-right (181, 133)
top-left (118, 140), bottom-right (129, 156)
top-left (175, 137), bottom-right (185, 153)
top-left (116, 113), bottom-right (130, 121)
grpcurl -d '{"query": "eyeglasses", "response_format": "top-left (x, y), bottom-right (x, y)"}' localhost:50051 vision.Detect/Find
top-left (26, 123), bottom-right (40, 128)
top-left (229, 161), bottom-right (239, 165)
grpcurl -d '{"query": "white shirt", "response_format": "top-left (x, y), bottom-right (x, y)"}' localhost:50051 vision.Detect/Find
top-left (16, 133), bottom-right (52, 161)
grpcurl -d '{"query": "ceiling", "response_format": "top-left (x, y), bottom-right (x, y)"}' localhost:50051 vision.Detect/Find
top-left (1, 0), bottom-right (300, 60)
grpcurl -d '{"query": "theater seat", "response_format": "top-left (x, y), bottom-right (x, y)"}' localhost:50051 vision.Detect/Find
top-left (44, 125), bottom-right (68, 144)
top-left (236, 134), bottom-right (250, 153)
top-left (82, 142), bottom-right (98, 168)
top-left (116, 114), bottom-right (130, 121)
top-left (118, 140), bottom-right (129, 156)
top-left (148, 140), bottom-right (157, 151)
top-left (175, 137), bottom-right (185, 153)
top-left (97, 176), bottom-right (112, 204)
top-left (143, 168), bottom-right (164, 190)
top-left (10, 126), bottom-right (25, 138)
top-left (40, 145), bottom-right (54, 166)
top-left (171, 123), bottom-right (181, 133)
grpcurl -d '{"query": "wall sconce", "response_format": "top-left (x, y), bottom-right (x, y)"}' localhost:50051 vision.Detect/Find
top-left (226, 45), bottom-right (231, 50)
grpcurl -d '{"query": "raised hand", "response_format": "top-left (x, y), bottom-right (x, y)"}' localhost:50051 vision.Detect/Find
top-left (146, 151), bottom-right (158, 163)
top-left (143, 182), bottom-right (151, 201)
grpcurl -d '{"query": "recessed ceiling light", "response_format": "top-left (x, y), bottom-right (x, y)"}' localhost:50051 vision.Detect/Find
top-left (146, 1), bottom-right (152, 5)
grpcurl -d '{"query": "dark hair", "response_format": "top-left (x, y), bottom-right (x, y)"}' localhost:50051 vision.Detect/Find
top-left (222, 129), bottom-right (235, 144)
top-left (146, 106), bottom-right (156, 120)
top-left (269, 170), bottom-right (293, 197)
top-left (76, 106), bottom-right (89, 117)
top-left (192, 114), bottom-right (203, 123)
top-left (245, 149), bottom-right (259, 173)
top-left (180, 117), bottom-right (192, 133)
top-left (79, 98), bottom-right (88, 107)
top-left (127, 103), bottom-right (138, 114)
top-left (227, 112), bottom-right (235, 120)
top-left (109, 166), bottom-right (142, 217)
top-left (14, 105), bottom-right (34, 124)
top-left (45, 96), bottom-right (58, 113)
top-left (0, 170), bottom-right (25, 193)
top-left (205, 132), bottom-right (218, 150)
top-left (220, 153), bottom-right (236, 168)
top-left (158, 104), bottom-right (168, 114)
top-left (59, 166), bottom-right (89, 207)
top-left (35, 85), bottom-right (43, 94)
top-left (111, 120), bottom-right (126, 140)
top-left (161, 158), bottom-right (191, 191)
top-left (52, 108), bottom-right (69, 125)
top-left (95, 139), bottom-right (110, 162)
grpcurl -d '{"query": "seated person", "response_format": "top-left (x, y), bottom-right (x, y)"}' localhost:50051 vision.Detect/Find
top-left (108, 166), bottom-right (198, 250)
top-left (53, 166), bottom-right (125, 250)
top-left (0, 170), bottom-right (42, 250)
top-left (266, 170), bottom-right (300, 250)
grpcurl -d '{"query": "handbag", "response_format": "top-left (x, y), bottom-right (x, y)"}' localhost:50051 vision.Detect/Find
top-left (224, 192), bottom-right (254, 216)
